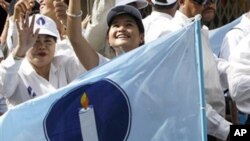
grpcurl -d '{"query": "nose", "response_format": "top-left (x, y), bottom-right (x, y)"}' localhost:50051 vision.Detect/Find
top-left (117, 25), bottom-right (126, 32)
top-left (35, 42), bottom-right (46, 49)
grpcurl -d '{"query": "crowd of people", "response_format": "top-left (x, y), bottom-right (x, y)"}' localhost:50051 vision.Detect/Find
top-left (0, 0), bottom-right (250, 141)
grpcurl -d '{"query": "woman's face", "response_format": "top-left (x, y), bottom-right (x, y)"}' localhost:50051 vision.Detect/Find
top-left (27, 34), bottom-right (56, 69)
top-left (107, 14), bottom-right (144, 54)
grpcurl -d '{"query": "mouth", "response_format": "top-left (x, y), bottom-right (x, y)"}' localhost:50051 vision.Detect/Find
top-left (116, 34), bottom-right (130, 39)
top-left (203, 8), bottom-right (215, 13)
top-left (37, 52), bottom-right (47, 57)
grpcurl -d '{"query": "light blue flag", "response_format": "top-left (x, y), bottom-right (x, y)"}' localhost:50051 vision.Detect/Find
top-left (209, 16), bottom-right (242, 56)
top-left (0, 19), bottom-right (206, 141)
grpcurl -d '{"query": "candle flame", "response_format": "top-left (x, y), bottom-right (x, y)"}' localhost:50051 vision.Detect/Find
top-left (80, 92), bottom-right (89, 110)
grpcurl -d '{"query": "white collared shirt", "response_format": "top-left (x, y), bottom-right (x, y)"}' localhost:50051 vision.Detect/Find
top-left (220, 13), bottom-right (250, 60)
top-left (143, 11), bottom-right (173, 43)
top-left (0, 54), bottom-right (87, 108)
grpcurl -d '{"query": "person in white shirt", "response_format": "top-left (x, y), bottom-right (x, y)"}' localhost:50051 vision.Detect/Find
top-left (67, 0), bottom-right (144, 70)
top-left (143, 0), bottom-right (178, 43)
top-left (227, 32), bottom-right (250, 125)
top-left (0, 14), bottom-right (89, 108)
top-left (220, 11), bottom-right (250, 60)
top-left (7, 0), bottom-right (71, 56)
top-left (148, 0), bottom-right (231, 140)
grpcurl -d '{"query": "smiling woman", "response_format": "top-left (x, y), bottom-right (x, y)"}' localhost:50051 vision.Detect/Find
top-left (0, 13), bottom-right (88, 108)
top-left (67, 0), bottom-right (144, 70)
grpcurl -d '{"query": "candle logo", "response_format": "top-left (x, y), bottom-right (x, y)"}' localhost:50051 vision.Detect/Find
top-left (44, 79), bottom-right (131, 141)
top-left (79, 92), bottom-right (99, 141)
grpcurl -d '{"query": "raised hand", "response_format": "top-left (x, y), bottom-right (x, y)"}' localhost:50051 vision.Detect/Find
top-left (0, 0), bottom-right (9, 12)
top-left (14, 12), bottom-right (39, 58)
top-left (13, 0), bottom-right (35, 22)
top-left (53, 0), bottom-right (68, 26)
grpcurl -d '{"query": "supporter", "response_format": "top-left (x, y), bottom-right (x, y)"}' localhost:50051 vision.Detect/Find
top-left (143, 0), bottom-right (178, 43)
top-left (0, 13), bottom-right (88, 107)
top-left (67, 0), bottom-right (144, 69)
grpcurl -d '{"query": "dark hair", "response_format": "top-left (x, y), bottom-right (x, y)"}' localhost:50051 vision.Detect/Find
top-left (46, 35), bottom-right (57, 42)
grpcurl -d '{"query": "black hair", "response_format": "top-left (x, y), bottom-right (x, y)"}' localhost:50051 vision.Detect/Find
top-left (46, 35), bottom-right (57, 42)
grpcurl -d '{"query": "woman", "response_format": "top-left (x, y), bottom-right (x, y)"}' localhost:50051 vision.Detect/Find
top-left (0, 13), bottom-right (87, 107)
top-left (67, 0), bottom-right (145, 70)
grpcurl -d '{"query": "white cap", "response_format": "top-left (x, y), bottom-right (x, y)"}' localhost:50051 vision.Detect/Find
top-left (152, 0), bottom-right (177, 6)
top-left (31, 14), bottom-right (60, 39)
top-left (116, 0), bottom-right (148, 9)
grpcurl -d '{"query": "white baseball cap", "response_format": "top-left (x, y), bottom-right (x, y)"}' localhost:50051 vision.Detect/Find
top-left (151, 0), bottom-right (177, 6)
top-left (31, 14), bottom-right (60, 39)
top-left (116, 0), bottom-right (148, 9)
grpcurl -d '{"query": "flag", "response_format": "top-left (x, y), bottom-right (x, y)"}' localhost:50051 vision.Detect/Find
top-left (209, 16), bottom-right (242, 56)
top-left (0, 19), bottom-right (206, 141)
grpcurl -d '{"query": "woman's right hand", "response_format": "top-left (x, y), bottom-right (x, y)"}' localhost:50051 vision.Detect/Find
top-left (13, 12), bottom-right (39, 58)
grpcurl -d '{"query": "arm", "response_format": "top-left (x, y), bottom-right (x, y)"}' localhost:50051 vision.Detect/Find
top-left (67, 0), bottom-right (99, 70)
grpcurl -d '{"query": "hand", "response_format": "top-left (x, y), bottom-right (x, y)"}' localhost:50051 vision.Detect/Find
top-left (0, 0), bottom-right (9, 12)
top-left (14, 12), bottom-right (39, 57)
top-left (81, 14), bottom-right (91, 29)
top-left (53, 0), bottom-right (68, 26)
top-left (13, 0), bottom-right (34, 22)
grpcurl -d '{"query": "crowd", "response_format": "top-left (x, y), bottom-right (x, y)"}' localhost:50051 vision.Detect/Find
top-left (0, 0), bottom-right (250, 141)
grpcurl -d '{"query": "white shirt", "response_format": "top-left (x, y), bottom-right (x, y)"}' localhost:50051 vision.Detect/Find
top-left (169, 11), bottom-right (231, 140)
top-left (220, 13), bottom-right (250, 60)
top-left (143, 11), bottom-right (173, 43)
top-left (227, 33), bottom-right (250, 114)
top-left (0, 54), bottom-right (87, 108)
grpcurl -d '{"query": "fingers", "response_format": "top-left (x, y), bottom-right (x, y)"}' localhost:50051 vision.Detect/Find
top-left (53, 0), bottom-right (68, 18)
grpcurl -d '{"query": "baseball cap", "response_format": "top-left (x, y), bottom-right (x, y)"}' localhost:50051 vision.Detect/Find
top-left (116, 0), bottom-right (148, 9)
top-left (151, 0), bottom-right (177, 6)
top-left (107, 5), bottom-right (144, 33)
top-left (31, 14), bottom-right (60, 39)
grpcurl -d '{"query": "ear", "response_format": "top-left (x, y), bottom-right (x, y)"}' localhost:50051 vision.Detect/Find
top-left (140, 33), bottom-right (145, 45)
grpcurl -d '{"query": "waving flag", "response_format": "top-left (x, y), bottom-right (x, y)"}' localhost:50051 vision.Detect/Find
top-left (0, 19), bottom-right (206, 141)
top-left (209, 16), bottom-right (242, 56)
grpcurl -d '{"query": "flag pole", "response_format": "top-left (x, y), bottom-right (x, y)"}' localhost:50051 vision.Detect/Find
top-left (194, 14), bottom-right (207, 141)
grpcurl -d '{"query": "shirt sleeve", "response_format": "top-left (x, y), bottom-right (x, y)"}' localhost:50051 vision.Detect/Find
top-left (206, 104), bottom-right (231, 140)
top-left (220, 29), bottom-right (245, 60)
top-left (227, 34), bottom-right (250, 114)
top-left (0, 55), bottom-right (23, 98)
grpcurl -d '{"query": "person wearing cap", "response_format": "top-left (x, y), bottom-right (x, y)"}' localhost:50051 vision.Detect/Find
top-left (6, 0), bottom-right (70, 57)
top-left (85, 0), bottom-right (147, 59)
top-left (67, 0), bottom-right (144, 70)
top-left (143, 0), bottom-right (178, 43)
top-left (0, 13), bottom-right (89, 108)
top-left (152, 0), bottom-right (231, 140)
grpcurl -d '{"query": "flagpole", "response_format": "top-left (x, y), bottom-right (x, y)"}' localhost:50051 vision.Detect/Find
top-left (194, 15), bottom-right (207, 141)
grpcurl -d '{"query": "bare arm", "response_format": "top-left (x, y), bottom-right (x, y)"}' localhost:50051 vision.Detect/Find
top-left (67, 0), bottom-right (99, 70)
